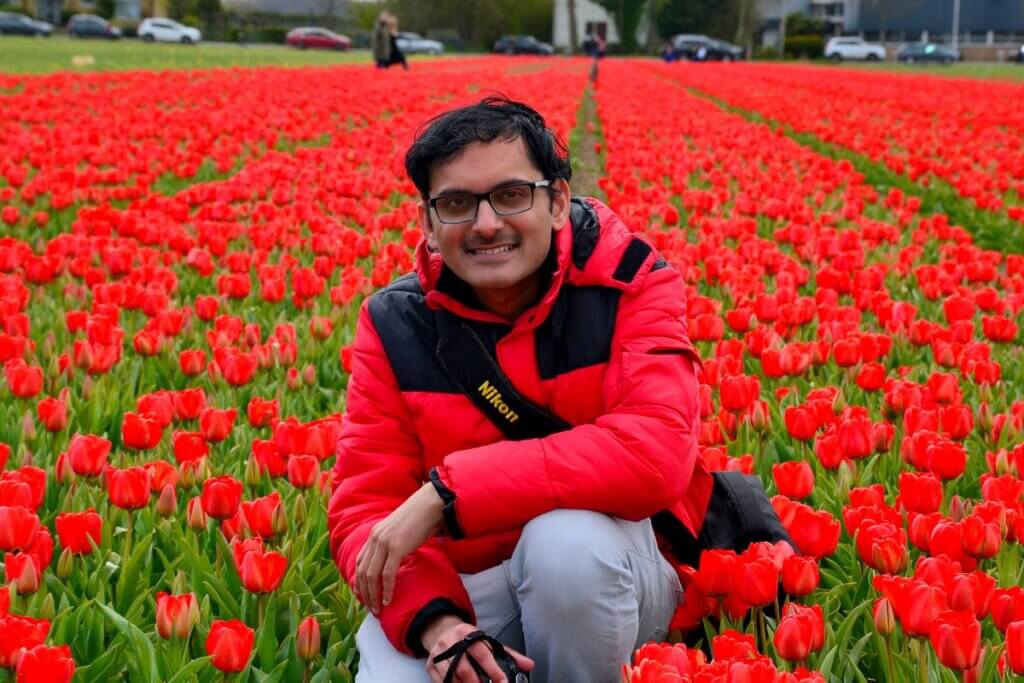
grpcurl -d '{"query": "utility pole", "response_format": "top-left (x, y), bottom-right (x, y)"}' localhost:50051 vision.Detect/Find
top-left (778, 0), bottom-right (787, 57)
top-left (568, 0), bottom-right (578, 54)
top-left (951, 0), bottom-right (961, 53)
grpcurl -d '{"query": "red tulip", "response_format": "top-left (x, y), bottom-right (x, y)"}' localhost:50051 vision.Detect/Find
top-left (774, 604), bottom-right (824, 661)
top-left (237, 545), bottom-right (288, 594)
top-left (36, 398), bottom-right (67, 432)
top-left (173, 388), bottom-right (206, 421)
top-left (137, 391), bottom-right (175, 426)
top-left (172, 431), bottom-right (209, 464)
top-left (734, 557), bottom-right (777, 608)
top-left (873, 597), bottom-right (896, 635)
top-left (694, 548), bottom-right (737, 596)
top-left (949, 571), bottom-right (996, 620)
top-left (199, 407), bottom-right (237, 443)
top-left (837, 417), bottom-right (872, 460)
top-left (14, 643), bottom-right (74, 682)
top-left (287, 454), bottom-right (320, 489)
top-left (155, 592), bottom-right (199, 640)
top-left (781, 555), bottom-right (819, 596)
top-left (247, 397), bottom-right (278, 428)
top-left (960, 514), bottom-right (1001, 559)
top-left (55, 509), bottom-right (102, 555)
top-left (296, 615), bottom-right (321, 662)
top-left (239, 492), bottom-right (283, 539)
top-left (711, 629), bottom-right (758, 662)
top-left (206, 619), bottom-right (254, 673)
top-left (786, 506), bottom-right (840, 559)
top-left (4, 553), bottom-right (40, 594)
top-left (1007, 621), bottom-right (1024, 674)
top-left (0, 615), bottom-right (50, 667)
top-left (772, 461), bottom-right (814, 499)
top-left (107, 466), bottom-right (151, 510)
top-left (784, 406), bottom-right (817, 441)
top-left (4, 359), bottom-right (42, 398)
top-left (178, 349), bottom-right (206, 376)
top-left (0, 507), bottom-right (40, 552)
top-left (620, 659), bottom-right (686, 682)
top-left (898, 471), bottom-right (943, 514)
top-left (930, 610), bottom-right (981, 670)
top-left (901, 580), bottom-right (947, 638)
top-left (200, 476), bottom-right (243, 520)
top-left (631, 643), bottom-right (703, 675)
top-left (67, 434), bottom-right (111, 477)
top-left (855, 522), bottom-right (908, 574)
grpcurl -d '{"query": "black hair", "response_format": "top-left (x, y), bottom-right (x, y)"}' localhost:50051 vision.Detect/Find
top-left (404, 94), bottom-right (572, 200)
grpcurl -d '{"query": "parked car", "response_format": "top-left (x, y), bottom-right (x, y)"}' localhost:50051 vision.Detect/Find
top-left (67, 14), bottom-right (121, 39)
top-left (395, 31), bottom-right (443, 55)
top-left (896, 43), bottom-right (959, 64)
top-left (0, 11), bottom-right (52, 36)
top-left (286, 27), bottom-right (351, 50)
top-left (825, 36), bottom-right (885, 61)
top-left (671, 34), bottom-right (744, 61)
top-left (493, 34), bottom-right (554, 55)
top-left (138, 18), bottom-right (201, 44)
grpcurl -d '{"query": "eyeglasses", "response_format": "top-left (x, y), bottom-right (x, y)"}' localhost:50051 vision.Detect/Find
top-left (428, 179), bottom-right (552, 224)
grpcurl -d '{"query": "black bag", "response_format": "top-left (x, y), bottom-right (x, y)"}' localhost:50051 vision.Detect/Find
top-left (434, 310), bottom-right (795, 568)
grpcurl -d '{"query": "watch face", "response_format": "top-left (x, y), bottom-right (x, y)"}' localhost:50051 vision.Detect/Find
top-left (513, 675), bottom-right (529, 683)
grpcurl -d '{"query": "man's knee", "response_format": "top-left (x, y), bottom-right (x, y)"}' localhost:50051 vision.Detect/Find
top-left (514, 510), bottom-right (635, 598)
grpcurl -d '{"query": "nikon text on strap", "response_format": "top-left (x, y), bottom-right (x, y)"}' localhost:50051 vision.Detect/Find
top-left (433, 309), bottom-right (570, 441)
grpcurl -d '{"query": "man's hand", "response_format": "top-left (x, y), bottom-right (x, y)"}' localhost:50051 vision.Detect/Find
top-left (424, 617), bottom-right (534, 683)
top-left (355, 482), bottom-right (445, 614)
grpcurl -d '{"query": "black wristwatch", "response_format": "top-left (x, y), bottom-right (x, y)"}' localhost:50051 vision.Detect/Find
top-left (429, 468), bottom-right (464, 539)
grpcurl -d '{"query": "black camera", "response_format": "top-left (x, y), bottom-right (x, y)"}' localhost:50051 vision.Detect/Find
top-left (433, 630), bottom-right (530, 683)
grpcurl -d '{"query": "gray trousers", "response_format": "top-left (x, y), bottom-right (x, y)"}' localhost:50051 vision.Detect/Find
top-left (354, 509), bottom-right (681, 683)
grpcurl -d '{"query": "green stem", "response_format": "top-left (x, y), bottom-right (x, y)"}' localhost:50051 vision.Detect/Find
top-left (884, 633), bottom-right (896, 683)
top-left (917, 638), bottom-right (929, 683)
top-left (123, 513), bottom-right (134, 567)
top-left (757, 608), bottom-right (768, 655)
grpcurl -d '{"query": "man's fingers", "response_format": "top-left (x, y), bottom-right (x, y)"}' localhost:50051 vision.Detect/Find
top-left (508, 648), bottom-right (535, 672)
top-left (426, 660), bottom-right (443, 683)
top-left (468, 642), bottom-right (507, 682)
top-left (364, 544), bottom-right (387, 613)
top-left (381, 553), bottom-right (401, 607)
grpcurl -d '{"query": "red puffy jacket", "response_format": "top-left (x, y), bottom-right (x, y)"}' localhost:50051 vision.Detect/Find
top-left (328, 197), bottom-right (711, 655)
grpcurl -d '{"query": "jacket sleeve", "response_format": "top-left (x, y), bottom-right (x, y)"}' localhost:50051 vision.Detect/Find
top-left (433, 264), bottom-right (701, 538)
top-left (327, 301), bottom-right (474, 655)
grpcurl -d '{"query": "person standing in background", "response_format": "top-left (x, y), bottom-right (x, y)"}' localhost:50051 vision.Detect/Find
top-left (387, 14), bottom-right (410, 71)
top-left (372, 12), bottom-right (392, 68)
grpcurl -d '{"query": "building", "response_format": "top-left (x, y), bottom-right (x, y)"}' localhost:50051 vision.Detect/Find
top-left (553, 0), bottom-right (621, 52)
top-left (759, 0), bottom-right (1024, 44)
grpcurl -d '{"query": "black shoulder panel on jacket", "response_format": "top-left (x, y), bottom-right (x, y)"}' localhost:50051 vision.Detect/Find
top-left (367, 274), bottom-right (509, 393)
top-left (570, 198), bottom-right (600, 269)
top-left (535, 285), bottom-right (620, 380)
top-left (613, 237), bottom-right (653, 283)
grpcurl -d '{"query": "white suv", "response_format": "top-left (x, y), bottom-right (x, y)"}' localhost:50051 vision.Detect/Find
top-left (825, 37), bottom-right (885, 61)
top-left (138, 18), bottom-right (201, 44)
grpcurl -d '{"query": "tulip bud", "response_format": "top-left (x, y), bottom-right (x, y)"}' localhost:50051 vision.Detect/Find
top-left (7, 554), bottom-right (39, 595)
top-left (55, 452), bottom-right (75, 486)
top-left (831, 390), bottom-right (847, 416)
top-left (837, 459), bottom-right (856, 496)
top-left (286, 367), bottom-right (302, 391)
top-left (995, 449), bottom-right (1012, 476)
top-left (749, 400), bottom-right (769, 432)
top-left (178, 460), bottom-right (197, 489)
top-left (19, 446), bottom-right (33, 468)
top-left (293, 493), bottom-right (307, 528)
top-left (245, 456), bottom-right (262, 488)
top-left (271, 502), bottom-right (289, 537)
top-left (56, 547), bottom-right (74, 580)
top-left (42, 331), bottom-right (56, 358)
top-left (197, 457), bottom-right (212, 484)
top-left (977, 401), bottom-right (993, 435)
top-left (82, 375), bottom-right (94, 401)
top-left (187, 497), bottom-right (208, 531)
top-left (296, 616), bottom-right (321, 662)
top-left (21, 412), bottom-right (36, 442)
top-left (873, 597), bottom-right (895, 635)
top-left (173, 570), bottom-right (188, 595)
top-left (38, 592), bottom-right (55, 621)
top-left (302, 364), bottom-right (316, 386)
top-left (949, 495), bottom-right (969, 522)
top-left (156, 484), bottom-right (177, 517)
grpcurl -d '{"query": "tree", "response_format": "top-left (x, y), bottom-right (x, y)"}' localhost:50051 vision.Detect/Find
top-left (651, 0), bottom-right (743, 43)
top-left (96, 0), bottom-right (115, 19)
top-left (595, 0), bottom-right (646, 52)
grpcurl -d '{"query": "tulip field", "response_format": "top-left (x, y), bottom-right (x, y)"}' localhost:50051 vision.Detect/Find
top-left (0, 53), bottom-right (1023, 682)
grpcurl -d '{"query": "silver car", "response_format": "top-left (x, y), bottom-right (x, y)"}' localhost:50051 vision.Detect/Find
top-left (395, 31), bottom-right (443, 55)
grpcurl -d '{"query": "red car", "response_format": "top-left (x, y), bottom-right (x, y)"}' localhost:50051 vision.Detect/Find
top-left (286, 27), bottom-right (351, 50)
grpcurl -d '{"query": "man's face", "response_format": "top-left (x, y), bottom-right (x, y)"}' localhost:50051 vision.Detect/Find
top-left (418, 138), bottom-right (570, 304)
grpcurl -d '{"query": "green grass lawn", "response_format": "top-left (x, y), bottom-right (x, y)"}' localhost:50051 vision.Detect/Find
top-left (0, 35), bottom-right (378, 74)
top-left (833, 60), bottom-right (1024, 81)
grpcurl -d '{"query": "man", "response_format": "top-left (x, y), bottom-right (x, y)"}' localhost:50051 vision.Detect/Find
top-left (328, 96), bottom-right (710, 683)
top-left (371, 12), bottom-right (391, 68)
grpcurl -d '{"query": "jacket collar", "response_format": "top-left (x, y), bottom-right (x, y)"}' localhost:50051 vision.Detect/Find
top-left (415, 197), bottom-right (635, 327)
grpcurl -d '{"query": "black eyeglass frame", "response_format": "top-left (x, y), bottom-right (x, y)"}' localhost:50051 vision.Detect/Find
top-left (427, 179), bottom-right (554, 224)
